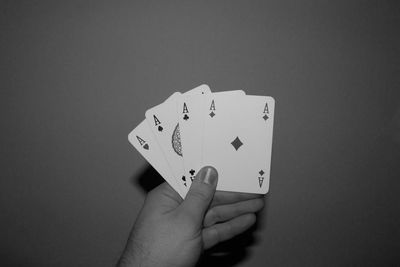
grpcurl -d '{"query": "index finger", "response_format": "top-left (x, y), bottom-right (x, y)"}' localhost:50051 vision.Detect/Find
top-left (210, 191), bottom-right (264, 208)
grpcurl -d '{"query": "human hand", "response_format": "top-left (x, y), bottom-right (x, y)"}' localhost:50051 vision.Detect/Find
top-left (118, 166), bottom-right (264, 267)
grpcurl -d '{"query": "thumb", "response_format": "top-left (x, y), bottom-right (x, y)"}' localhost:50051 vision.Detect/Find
top-left (179, 166), bottom-right (218, 224)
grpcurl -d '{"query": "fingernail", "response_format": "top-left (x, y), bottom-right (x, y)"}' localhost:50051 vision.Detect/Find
top-left (198, 166), bottom-right (218, 186)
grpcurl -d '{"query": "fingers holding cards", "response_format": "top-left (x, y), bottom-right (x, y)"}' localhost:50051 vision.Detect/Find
top-left (128, 84), bottom-right (275, 198)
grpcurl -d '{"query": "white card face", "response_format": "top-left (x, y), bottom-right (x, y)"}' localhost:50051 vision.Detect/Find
top-left (145, 85), bottom-right (211, 194)
top-left (145, 92), bottom-right (185, 192)
top-left (179, 90), bottom-right (245, 191)
top-left (178, 94), bottom-right (207, 188)
top-left (202, 94), bottom-right (275, 194)
top-left (128, 120), bottom-right (185, 198)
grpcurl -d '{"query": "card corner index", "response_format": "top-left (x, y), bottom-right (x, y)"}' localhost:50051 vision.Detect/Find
top-left (128, 120), bottom-right (143, 144)
top-left (128, 120), bottom-right (149, 148)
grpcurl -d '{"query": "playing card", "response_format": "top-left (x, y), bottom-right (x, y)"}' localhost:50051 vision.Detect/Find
top-left (202, 94), bottom-right (275, 194)
top-left (128, 120), bottom-right (185, 198)
top-left (179, 90), bottom-right (245, 190)
top-left (145, 85), bottom-right (211, 194)
top-left (128, 82), bottom-right (275, 197)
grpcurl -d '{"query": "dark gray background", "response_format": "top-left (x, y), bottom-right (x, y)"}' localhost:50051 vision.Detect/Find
top-left (1, 1), bottom-right (399, 266)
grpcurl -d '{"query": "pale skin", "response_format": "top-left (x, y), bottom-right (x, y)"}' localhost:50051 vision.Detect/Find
top-left (118, 166), bottom-right (265, 267)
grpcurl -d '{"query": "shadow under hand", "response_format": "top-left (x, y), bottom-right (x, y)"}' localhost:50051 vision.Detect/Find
top-left (131, 164), bottom-right (164, 193)
top-left (196, 226), bottom-right (257, 267)
top-left (197, 196), bottom-right (269, 267)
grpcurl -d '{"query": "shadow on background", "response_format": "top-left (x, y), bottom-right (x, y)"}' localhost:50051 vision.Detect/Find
top-left (131, 164), bottom-right (268, 267)
top-left (131, 164), bottom-right (165, 193)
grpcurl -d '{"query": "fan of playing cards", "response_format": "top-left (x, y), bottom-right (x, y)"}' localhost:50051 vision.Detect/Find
top-left (128, 85), bottom-right (275, 198)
